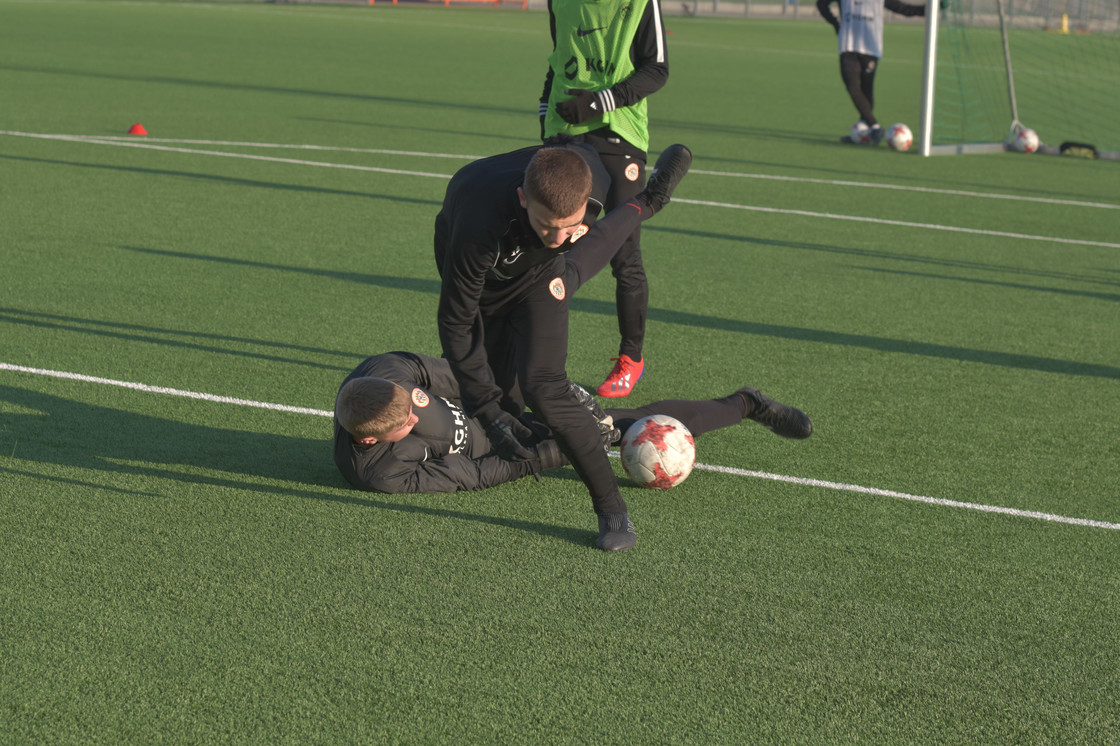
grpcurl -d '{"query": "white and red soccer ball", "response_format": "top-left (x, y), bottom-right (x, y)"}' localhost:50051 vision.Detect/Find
top-left (619, 415), bottom-right (696, 489)
top-left (886, 122), bottom-right (913, 152)
top-left (849, 120), bottom-right (873, 145)
top-left (1011, 127), bottom-right (1040, 153)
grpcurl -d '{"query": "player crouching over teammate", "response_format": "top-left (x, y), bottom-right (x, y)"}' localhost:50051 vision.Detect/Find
top-left (333, 351), bottom-right (812, 549)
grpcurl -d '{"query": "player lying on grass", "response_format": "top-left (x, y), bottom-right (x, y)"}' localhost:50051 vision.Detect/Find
top-left (333, 351), bottom-right (812, 497)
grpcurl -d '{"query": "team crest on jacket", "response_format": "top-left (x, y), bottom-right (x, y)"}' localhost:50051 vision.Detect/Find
top-left (549, 277), bottom-right (566, 300)
top-left (411, 388), bottom-right (430, 408)
top-left (570, 224), bottom-right (589, 243)
top-left (625, 162), bottom-right (640, 182)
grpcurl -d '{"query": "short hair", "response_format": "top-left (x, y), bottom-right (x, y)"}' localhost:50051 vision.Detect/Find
top-left (523, 147), bottom-right (592, 219)
top-left (335, 377), bottom-right (412, 439)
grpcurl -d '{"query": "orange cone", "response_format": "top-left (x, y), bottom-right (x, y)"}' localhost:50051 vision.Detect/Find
top-left (128, 123), bottom-right (148, 136)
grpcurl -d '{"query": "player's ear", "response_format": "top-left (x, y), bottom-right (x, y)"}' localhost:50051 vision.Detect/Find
top-left (517, 186), bottom-right (527, 209)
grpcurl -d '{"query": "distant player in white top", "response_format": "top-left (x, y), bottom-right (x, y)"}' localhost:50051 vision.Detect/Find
top-left (817, 0), bottom-right (928, 144)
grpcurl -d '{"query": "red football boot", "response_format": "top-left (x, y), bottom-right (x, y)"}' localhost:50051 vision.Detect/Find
top-left (596, 354), bottom-right (644, 398)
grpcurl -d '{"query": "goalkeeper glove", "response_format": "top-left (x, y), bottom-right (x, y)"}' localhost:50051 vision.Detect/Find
top-left (477, 402), bottom-right (535, 461)
top-left (555, 89), bottom-right (614, 125)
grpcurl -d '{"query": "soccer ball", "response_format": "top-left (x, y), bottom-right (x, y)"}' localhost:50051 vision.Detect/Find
top-left (619, 415), bottom-right (696, 489)
top-left (1011, 128), bottom-right (1039, 153)
top-left (886, 123), bottom-right (913, 152)
top-left (849, 120), bottom-right (872, 145)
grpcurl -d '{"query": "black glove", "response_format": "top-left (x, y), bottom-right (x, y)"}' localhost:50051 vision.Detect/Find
top-left (555, 89), bottom-right (609, 125)
top-left (477, 402), bottom-right (535, 461)
top-left (534, 439), bottom-right (569, 472)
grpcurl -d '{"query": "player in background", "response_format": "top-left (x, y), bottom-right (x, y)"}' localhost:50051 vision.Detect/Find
top-left (540, 0), bottom-right (669, 398)
top-left (334, 351), bottom-right (812, 499)
top-left (435, 140), bottom-right (690, 551)
top-left (816, 0), bottom-right (927, 144)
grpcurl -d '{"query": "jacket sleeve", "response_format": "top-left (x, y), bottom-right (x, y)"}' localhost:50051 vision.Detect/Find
top-left (410, 352), bottom-right (463, 399)
top-left (885, 0), bottom-right (926, 16)
top-left (347, 440), bottom-right (537, 494)
top-left (603, 0), bottom-right (669, 109)
top-left (817, 0), bottom-right (841, 31)
top-left (364, 351), bottom-right (462, 401)
top-left (539, 0), bottom-right (558, 131)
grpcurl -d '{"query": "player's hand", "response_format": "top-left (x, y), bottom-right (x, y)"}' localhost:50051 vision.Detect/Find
top-left (477, 403), bottom-right (535, 461)
top-left (533, 440), bottom-right (569, 472)
top-left (556, 89), bottom-right (601, 125)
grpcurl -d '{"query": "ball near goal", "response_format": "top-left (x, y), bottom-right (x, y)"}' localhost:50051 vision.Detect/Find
top-left (1010, 127), bottom-right (1040, 153)
top-left (887, 123), bottom-right (913, 152)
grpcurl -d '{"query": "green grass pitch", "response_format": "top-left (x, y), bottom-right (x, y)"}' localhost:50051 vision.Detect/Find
top-left (2, 1), bottom-right (1119, 742)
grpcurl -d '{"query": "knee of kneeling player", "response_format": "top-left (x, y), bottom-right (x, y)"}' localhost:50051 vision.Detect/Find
top-left (524, 382), bottom-right (589, 428)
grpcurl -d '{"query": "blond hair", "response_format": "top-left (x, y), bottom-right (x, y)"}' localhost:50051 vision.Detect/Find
top-left (335, 377), bottom-right (411, 439)
top-left (523, 147), bottom-right (592, 219)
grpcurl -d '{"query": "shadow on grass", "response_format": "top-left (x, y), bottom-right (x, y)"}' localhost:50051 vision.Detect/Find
top-left (645, 225), bottom-right (1120, 288)
top-left (295, 117), bottom-right (532, 149)
top-left (0, 64), bottom-right (529, 119)
top-left (0, 307), bottom-right (360, 372)
top-left (120, 245), bottom-right (1120, 380)
top-left (852, 267), bottom-right (1120, 303)
top-left (0, 154), bottom-right (445, 207)
top-left (0, 385), bottom-right (595, 549)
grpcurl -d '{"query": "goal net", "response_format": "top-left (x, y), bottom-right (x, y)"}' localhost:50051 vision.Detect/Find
top-left (919, 0), bottom-right (1120, 158)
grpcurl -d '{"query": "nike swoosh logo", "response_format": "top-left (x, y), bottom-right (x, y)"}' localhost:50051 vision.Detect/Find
top-left (576, 25), bottom-right (607, 37)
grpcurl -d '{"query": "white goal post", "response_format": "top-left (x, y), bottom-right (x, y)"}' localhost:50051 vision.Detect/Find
top-left (918, 0), bottom-right (1120, 158)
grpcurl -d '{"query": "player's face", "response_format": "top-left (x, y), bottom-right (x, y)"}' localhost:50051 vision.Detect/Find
top-left (519, 188), bottom-right (586, 249)
top-left (375, 409), bottom-right (419, 444)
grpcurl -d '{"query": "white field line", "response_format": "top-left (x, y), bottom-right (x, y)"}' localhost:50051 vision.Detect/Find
top-left (689, 168), bottom-right (1120, 211)
top-left (86, 136), bottom-right (483, 160)
top-left (5, 361), bottom-right (1119, 532)
top-left (697, 463), bottom-right (1120, 531)
top-left (5, 130), bottom-right (1119, 215)
top-left (675, 198), bottom-right (1120, 249)
top-left (0, 362), bottom-right (329, 418)
top-left (1, 131), bottom-right (455, 179)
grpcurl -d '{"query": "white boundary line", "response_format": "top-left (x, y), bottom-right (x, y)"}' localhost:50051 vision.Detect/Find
top-left (4, 361), bottom-right (1119, 532)
top-left (0, 362), bottom-right (329, 418)
top-left (80, 135), bottom-right (483, 161)
top-left (698, 463), bottom-right (1120, 531)
top-left (11, 130), bottom-right (1119, 210)
top-left (689, 169), bottom-right (1120, 211)
top-left (5, 129), bottom-right (1120, 241)
top-left (675, 198), bottom-right (1120, 249)
top-left (1, 130), bottom-right (454, 179)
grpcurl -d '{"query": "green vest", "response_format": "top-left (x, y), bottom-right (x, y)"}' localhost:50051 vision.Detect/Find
top-left (544, 0), bottom-right (651, 151)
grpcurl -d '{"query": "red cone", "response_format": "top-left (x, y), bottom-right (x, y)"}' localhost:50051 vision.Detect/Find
top-left (128, 123), bottom-right (148, 136)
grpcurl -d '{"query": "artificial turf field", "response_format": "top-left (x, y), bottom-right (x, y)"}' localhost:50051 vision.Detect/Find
top-left (2, 0), bottom-right (1119, 742)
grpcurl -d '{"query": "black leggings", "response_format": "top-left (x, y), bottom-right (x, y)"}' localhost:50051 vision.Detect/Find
top-left (840, 52), bottom-right (879, 125)
top-left (607, 393), bottom-right (746, 440)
